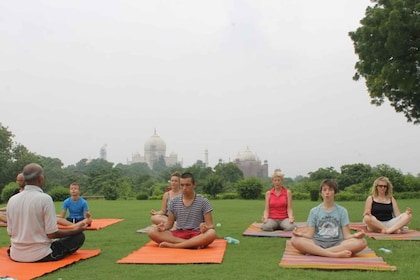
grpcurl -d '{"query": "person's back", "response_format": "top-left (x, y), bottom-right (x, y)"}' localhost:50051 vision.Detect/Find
top-left (7, 163), bottom-right (87, 262)
top-left (7, 185), bottom-right (57, 262)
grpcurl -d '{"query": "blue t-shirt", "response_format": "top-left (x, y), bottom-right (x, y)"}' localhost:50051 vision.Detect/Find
top-left (307, 203), bottom-right (349, 243)
top-left (62, 197), bottom-right (89, 219)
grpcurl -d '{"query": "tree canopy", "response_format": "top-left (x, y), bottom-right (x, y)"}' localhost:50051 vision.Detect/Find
top-left (349, 0), bottom-right (420, 123)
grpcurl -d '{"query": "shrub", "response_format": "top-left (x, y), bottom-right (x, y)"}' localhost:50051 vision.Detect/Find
top-left (309, 189), bottom-right (319, 201)
top-left (292, 192), bottom-right (309, 200)
top-left (49, 186), bottom-right (69, 201)
top-left (136, 193), bottom-right (149, 200)
top-left (103, 186), bottom-right (118, 200)
top-left (0, 183), bottom-right (19, 203)
top-left (218, 193), bottom-right (238, 199)
top-left (236, 178), bottom-right (263, 200)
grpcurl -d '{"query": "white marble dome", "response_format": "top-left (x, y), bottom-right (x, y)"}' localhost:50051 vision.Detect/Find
top-left (144, 130), bottom-right (166, 152)
top-left (237, 147), bottom-right (256, 161)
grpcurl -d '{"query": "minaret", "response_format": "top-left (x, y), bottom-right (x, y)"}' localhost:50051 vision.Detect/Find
top-left (205, 149), bottom-right (209, 167)
top-left (100, 144), bottom-right (107, 160)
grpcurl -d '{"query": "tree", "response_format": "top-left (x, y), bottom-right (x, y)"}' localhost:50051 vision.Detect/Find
top-left (337, 163), bottom-right (372, 190)
top-left (203, 175), bottom-right (224, 198)
top-left (349, 0), bottom-right (420, 123)
top-left (236, 177), bottom-right (263, 199)
top-left (214, 162), bottom-right (244, 183)
top-left (308, 167), bottom-right (339, 181)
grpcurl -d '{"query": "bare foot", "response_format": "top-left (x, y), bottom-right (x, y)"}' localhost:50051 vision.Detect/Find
top-left (159, 242), bottom-right (175, 248)
top-left (333, 250), bottom-right (352, 258)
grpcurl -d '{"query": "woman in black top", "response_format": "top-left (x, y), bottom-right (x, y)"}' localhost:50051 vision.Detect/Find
top-left (363, 176), bottom-right (412, 234)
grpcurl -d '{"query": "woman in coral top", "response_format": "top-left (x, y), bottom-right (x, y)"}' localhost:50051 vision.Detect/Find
top-left (261, 171), bottom-right (295, 231)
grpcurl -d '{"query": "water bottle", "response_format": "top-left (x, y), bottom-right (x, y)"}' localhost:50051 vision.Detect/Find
top-left (224, 236), bottom-right (240, 244)
top-left (379, 247), bottom-right (392, 253)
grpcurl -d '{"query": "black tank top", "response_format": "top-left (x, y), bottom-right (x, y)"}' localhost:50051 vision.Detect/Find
top-left (371, 198), bottom-right (393, 221)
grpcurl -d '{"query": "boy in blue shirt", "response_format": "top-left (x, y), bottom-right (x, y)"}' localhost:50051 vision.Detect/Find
top-left (57, 183), bottom-right (92, 227)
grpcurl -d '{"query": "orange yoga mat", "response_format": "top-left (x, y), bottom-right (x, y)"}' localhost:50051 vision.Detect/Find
top-left (279, 240), bottom-right (396, 271)
top-left (117, 238), bottom-right (227, 264)
top-left (2, 219), bottom-right (123, 230)
top-left (349, 222), bottom-right (420, 240)
top-left (0, 247), bottom-right (101, 280)
top-left (58, 218), bottom-right (124, 230)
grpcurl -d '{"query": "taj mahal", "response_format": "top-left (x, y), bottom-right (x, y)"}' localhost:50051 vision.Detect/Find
top-left (127, 130), bottom-right (269, 178)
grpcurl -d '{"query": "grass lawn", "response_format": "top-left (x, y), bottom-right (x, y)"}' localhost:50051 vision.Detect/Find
top-left (1, 199), bottom-right (419, 280)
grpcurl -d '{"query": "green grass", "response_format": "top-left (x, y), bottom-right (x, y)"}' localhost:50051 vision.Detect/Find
top-left (1, 199), bottom-right (419, 280)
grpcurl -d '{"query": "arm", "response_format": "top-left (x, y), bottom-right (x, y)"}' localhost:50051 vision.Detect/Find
top-left (200, 211), bottom-right (215, 233)
top-left (342, 225), bottom-right (365, 239)
top-left (286, 189), bottom-right (295, 223)
top-left (292, 226), bottom-right (314, 238)
top-left (363, 196), bottom-right (372, 216)
top-left (157, 211), bottom-right (175, 232)
top-left (262, 191), bottom-right (270, 222)
top-left (47, 223), bottom-right (87, 239)
top-left (151, 192), bottom-right (169, 215)
top-left (391, 197), bottom-right (401, 217)
top-left (58, 209), bottom-right (67, 219)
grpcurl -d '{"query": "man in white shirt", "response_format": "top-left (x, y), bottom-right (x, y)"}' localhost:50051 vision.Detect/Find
top-left (7, 163), bottom-right (88, 262)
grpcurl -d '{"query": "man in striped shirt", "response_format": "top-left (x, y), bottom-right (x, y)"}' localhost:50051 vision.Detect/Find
top-left (148, 172), bottom-right (216, 249)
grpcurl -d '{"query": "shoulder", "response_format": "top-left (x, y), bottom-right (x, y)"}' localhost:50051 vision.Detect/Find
top-left (335, 204), bottom-right (348, 213)
top-left (195, 194), bottom-right (207, 201)
top-left (309, 204), bottom-right (322, 213)
top-left (365, 196), bottom-right (373, 202)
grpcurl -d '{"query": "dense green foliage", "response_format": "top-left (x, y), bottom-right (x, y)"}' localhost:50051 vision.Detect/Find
top-left (349, 0), bottom-right (420, 123)
top-left (1, 122), bottom-right (419, 204)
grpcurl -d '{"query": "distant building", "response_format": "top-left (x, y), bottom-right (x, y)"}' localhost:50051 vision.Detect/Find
top-left (99, 145), bottom-right (107, 160)
top-left (234, 147), bottom-right (268, 178)
top-left (128, 130), bottom-right (180, 168)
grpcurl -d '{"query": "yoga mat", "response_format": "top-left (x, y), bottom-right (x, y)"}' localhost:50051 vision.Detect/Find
top-left (117, 238), bottom-right (227, 264)
top-left (2, 219), bottom-right (123, 230)
top-left (243, 222), bottom-right (306, 238)
top-left (349, 222), bottom-right (420, 240)
top-left (0, 248), bottom-right (101, 280)
top-left (279, 240), bottom-right (396, 271)
top-left (58, 218), bottom-right (124, 230)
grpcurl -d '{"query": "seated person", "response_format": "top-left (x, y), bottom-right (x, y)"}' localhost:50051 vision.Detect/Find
top-left (149, 171), bottom-right (181, 225)
top-left (148, 172), bottom-right (216, 249)
top-left (363, 176), bottom-right (412, 234)
top-left (0, 173), bottom-right (26, 223)
top-left (57, 183), bottom-right (92, 227)
top-left (261, 171), bottom-right (295, 231)
top-left (7, 163), bottom-right (87, 262)
top-left (291, 179), bottom-right (366, 258)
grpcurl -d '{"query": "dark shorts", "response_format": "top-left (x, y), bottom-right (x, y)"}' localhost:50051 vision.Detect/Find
top-left (8, 233), bottom-right (85, 262)
top-left (66, 217), bottom-right (84, 223)
top-left (171, 229), bottom-right (201, 239)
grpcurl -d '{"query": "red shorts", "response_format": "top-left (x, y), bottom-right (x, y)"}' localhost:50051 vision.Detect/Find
top-left (171, 229), bottom-right (201, 239)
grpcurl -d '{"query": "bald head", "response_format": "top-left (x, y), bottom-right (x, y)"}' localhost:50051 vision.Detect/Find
top-left (16, 173), bottom-right (25, 189)
top-left (23, 163), bottom-right (44, 186)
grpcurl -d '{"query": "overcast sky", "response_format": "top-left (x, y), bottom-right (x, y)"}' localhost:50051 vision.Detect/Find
top-left (1, 0), bottom-right (419, 178)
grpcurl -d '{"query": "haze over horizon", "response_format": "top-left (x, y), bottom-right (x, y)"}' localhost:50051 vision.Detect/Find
top-left (1, 0), bottom-right (419, 178)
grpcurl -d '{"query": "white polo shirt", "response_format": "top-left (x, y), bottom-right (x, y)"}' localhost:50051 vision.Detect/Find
top-left (7, 185), bottom-right (58, 262)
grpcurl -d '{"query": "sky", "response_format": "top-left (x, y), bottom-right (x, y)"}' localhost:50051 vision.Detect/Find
top-left (1, 0), bottom-right (419, 178)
